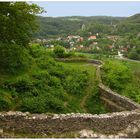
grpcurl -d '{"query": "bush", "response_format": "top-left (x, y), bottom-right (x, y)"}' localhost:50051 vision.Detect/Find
top-left (20, 96), bottom-right (46, 113)
top-left (3, 76), bottom-right (33, 94)
top-left (20, 94), bottom-right (65, 113)
top-left (102, 60), bottom-right (132, 91)
top-left (29, 44), bottom-right (45, 58)
top-left (122, 84), bottom-right (140, 103)
top-left (0, 43), bottom-right (31, 74)
top-left (0, 89), bottom-right (14, 111)
top-left (36, 56), bottom-right (56, 69)
top-left (53, 45), bottom-right (66, 58)
top-left (64, 51), bottom-right (75, 58)
top-left (63, 70), bottom-right (89, 95)
top-left (29, 44), bottom-right (53, 58)
top-left (128, 49), bottom-right (140, 60)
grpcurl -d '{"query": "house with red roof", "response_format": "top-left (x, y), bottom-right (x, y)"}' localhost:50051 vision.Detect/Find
top-left (88, 36), bottom-right (97, 40)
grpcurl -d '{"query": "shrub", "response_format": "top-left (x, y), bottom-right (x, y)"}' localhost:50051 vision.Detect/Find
top-left (29, 44), bottom-right (52, 58)
top-left (64, 51), bottom-right (75, 58)
top-left (122, 84), bottom-right (140, 103)
top-left (20, 94), bottom-right (65, 113)
top-left (3, 76), bottom-right (33, 94)
top-left (36, 56), bottom-right (56, 69)
top-left (128, 49), bottom-right (140, 60)
top-left (20, 96), bottom-right (46, 113)
top-left (0, 89), bottom-right (14, 111)
top-left (53, 45), bottom-right (66, 58)
top-left (63, 70), bottom-right (89, 95)
top-left (102, 60), bottom-right (132, 91)
top-left (0, 43), bottom-right (31, 74)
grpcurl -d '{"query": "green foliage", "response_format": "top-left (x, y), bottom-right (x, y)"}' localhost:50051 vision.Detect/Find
top-left (53, 45), bottom-right (66, 58)
top-left (128, 48), bottom-right (140, 60)
top-left (0, 2), bottom-right (44, 46)
top-left (63, 70), bottom-right (89, 95)
top-left (102, 60), bottom-right (132, 91)
top-left (0, 3), bottom-right (110, 114)
top-left (0, 43), bottom-right (31, 74)
top-left (46, 40), bottom-right (70, 48)
top-left (34, 16), bottom-right (123, 39)
top-left (122, 84), bottom-right (140, 103)
top-left (21, 94), bottom-right (65, 113)
top-left (85, 88), bottom-right (107, 114)
top-left (0, 45), bottom-right (105, 114)
top-left (102, 60), bottom-right (140, 104)
top-left (0, 89), bottom-right (14, 111)
top-left (29, 44), bottom-right (47, 58)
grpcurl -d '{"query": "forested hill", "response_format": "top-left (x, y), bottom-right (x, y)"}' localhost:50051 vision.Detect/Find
top-left (115, 13), bottom-right (140, 36)
top-left (33, 14), bottom-right (140, 39)
top-left (33, 16), bottom-right (126, 39)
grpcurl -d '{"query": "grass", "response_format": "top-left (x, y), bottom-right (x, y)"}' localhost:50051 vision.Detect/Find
top-left (57, 61), bottom-right (96, 113)
top-left (101, 58), bottom-right (140, 104)
top-left (0, 45), bottom-right (109, 114)
top-left (0, 55), bottom-right (107, 114)
top-left (58, 61), bottom-right (107, 114)
top-left (76, 52), bottom-right (140, 104)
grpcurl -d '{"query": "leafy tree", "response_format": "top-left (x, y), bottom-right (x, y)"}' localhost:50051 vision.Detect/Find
top-left (0, 2), bottom-right (44, 46)
top-left (128, 49), bottom-right (140, 60)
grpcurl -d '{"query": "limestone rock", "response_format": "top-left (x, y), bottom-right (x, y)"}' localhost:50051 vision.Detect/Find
top-left (79, 129), bottom-right (94, 138)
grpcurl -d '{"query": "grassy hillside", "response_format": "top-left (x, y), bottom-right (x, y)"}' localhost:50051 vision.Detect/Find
top-left (76, 52), bottom-right (140, 104)
top-left (101, 59), bottom-right (140, 104)
top-left (0, 45), bottom-right (107, 114)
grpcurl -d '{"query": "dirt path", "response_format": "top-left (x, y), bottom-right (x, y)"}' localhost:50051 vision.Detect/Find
top-left (80, 64), bottom-right (98, 112)
top-left (116, 56), bottom-right (140, 63)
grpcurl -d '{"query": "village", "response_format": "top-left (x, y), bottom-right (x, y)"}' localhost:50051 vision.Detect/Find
top-left (33, 33), bottom-right (130, 58)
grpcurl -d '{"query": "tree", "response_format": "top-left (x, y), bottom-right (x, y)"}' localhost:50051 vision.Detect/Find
top-left (128, 48), bottom-right (140, 60)
top-left (0, 2), bottom-right (44, 47)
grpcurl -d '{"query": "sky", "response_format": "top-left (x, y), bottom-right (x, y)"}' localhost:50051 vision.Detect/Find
top-left (31, 1), bottom-right (140, 17)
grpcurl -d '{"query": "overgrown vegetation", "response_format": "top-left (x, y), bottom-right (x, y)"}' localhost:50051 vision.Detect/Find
top-left (1, 1), bottom-right (139, 117)
top-left (0, 45), bottom-right (106, 114)
top-left (0, 43), bottom-right (31, 74)
top-left (0, 2), bottom-right (107, 114)
top-left (101, 60), bottom-right (140, 103)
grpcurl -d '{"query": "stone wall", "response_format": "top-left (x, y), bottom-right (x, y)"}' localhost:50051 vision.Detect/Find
top-left (99, 83), bottom-right (140, 112)
top-left (0, 59), bottom-right (140, 137)
top-left (0, 110), bottom-right (140, 135)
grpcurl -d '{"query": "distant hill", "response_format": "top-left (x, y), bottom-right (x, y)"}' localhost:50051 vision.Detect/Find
top-left (33, 16), bottom-right (126, 39)
top-left (115, 13), bottom-right (140, 36)
top-left (33, 14), bottom-right (140, 39)
top-left (127, 13), bottom-right (140, 23)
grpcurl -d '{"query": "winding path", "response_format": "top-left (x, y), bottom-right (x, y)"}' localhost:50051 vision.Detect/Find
top-left (80, 64), bottom-right (96, 112)
top-left (80, 61), bottom-right (103, 112)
